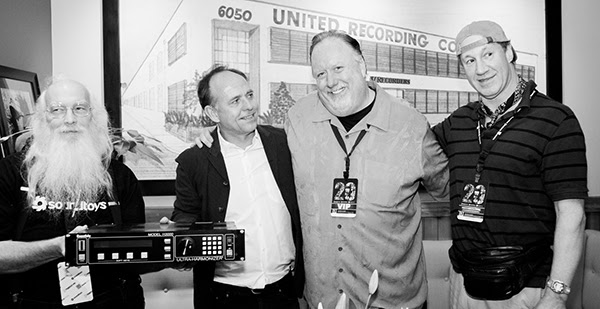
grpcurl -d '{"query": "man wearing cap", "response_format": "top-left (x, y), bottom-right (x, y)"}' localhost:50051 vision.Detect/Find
top-left (432, 20), bottom-right (587, 308)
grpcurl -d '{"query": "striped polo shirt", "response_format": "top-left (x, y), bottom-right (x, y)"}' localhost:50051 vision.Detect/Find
top-left (432, 80), bottom-right (588, 287)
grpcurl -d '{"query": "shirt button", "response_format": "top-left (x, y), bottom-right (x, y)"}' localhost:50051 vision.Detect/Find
top-left (338, 289), bottom-right (343, 294)
top-left (222, 181), bottom-right (229, 186)
top-left (345, 135), bottom-right (350, 139)
top-left (338, 268), bottom-right (343, 273)
top-left (337, 224), bottom-right (342, 229)
top-left (338, 247), bottom-right (343, 251)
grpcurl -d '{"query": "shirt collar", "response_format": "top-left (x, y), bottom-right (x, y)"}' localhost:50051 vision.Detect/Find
top-left (217, 128), bottom-right (261, 153)
top-left (474, 78), bottom-right (537, 120)
top-left (516, 79), bottom-right (537, 109)
top-left (309, 81), bottom-right (391, 133)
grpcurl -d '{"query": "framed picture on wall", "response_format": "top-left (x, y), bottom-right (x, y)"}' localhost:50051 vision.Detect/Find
top-left (0, 65), bottom-right (41, 158)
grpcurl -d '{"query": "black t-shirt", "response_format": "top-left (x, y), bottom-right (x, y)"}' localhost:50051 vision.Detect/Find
top-left (0, 152), bottom-right (146, 304)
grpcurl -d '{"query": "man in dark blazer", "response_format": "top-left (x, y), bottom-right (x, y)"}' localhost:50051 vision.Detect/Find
top-left (171, 65), bottom-right (304, 309)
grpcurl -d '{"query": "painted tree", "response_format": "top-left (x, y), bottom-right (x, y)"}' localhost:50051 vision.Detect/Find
top-left (261, 81), bottom-right (295, 125)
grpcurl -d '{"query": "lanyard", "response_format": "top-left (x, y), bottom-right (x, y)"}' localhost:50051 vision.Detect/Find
top-left (474, 115), bottom-right (515, 183)
top-left (330, 124), bottom-right (368, 179)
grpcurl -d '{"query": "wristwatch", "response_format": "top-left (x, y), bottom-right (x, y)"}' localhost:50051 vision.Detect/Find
top-left (547, 279), bottom-right (571, 295)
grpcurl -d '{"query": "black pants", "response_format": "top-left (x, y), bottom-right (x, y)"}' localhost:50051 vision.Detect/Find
top-left (208, 273), bottom-right (299, 309)
top-left (1, 277), bottom-right (144, 309)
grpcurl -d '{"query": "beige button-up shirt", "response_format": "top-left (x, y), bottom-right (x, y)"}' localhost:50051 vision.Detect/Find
top-left (285, 81), bottom-right (448, 309)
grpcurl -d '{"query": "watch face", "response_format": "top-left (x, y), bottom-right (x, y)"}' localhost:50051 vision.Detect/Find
top-left (552, 281), bottom-right (564, 292)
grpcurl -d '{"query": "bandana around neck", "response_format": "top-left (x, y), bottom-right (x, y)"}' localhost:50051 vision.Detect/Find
top-left (480, 76), bottom-right (527, 128)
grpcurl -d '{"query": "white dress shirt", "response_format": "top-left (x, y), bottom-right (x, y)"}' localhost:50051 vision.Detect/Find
top-left (213, 129), bottom-right (296, 289)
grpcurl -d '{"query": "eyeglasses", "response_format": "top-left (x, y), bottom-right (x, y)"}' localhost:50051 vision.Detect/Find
top-left (46, 102), bottom-right (92, 118)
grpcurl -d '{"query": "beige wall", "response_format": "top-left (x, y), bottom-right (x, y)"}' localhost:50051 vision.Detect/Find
top-left (51, 0), bottom-right (103, 104)
top-left (0, 0), bottom-right (101, 100)
top-left (563, 0), bottom-right (600, 196)
top-left (0, 0), bottom-right (52, 83)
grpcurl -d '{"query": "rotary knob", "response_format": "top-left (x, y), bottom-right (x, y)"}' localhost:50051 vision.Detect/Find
top-left (177, 237), bottom-right (195, 256)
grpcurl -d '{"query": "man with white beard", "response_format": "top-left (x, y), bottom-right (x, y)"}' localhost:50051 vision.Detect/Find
top-left (0, 79), bottom-right (147, 308)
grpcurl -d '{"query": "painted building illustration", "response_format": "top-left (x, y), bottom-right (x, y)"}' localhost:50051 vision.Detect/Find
top-left (120, 0), bottom-right (538, 179)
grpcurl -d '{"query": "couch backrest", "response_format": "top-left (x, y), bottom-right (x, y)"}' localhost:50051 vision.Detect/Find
top-left (141, 242), bottom-right (455, 309)
top-left (141, 268), bottom-right (194, 309)
top-left (139, 229), bottom-right (599, 309)
top-left (423, 239), bottom-right (452, 309)
top-left (574, 229), bottom-right (600, 309)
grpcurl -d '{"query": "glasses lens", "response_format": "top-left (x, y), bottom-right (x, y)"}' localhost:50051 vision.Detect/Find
top-left (47, 102), bottom-right (91, 118)
top-left (73, 104), bottom-right (91, 117)
top-left (48, 106), bottom-right (66, 117)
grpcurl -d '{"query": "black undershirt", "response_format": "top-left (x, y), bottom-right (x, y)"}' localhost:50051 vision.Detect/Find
top-left (337, 92), bottom-right (376, 131)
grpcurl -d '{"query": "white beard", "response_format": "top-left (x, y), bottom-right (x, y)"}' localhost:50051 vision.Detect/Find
top-left (25, 124), bottom-right (113, 221)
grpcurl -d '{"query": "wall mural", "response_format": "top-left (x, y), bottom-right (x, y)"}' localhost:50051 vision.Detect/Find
top-left (120, 0), bottom-right (546, 180)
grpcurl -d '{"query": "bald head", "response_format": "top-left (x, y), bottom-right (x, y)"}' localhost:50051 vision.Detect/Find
top-left (44, 79), bottom-right (90, 107)
top-left (29, 77), bottom-right (111, 158)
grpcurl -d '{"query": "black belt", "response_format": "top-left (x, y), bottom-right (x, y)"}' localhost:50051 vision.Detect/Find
top-left (211, 272), bottom-right (294, 296)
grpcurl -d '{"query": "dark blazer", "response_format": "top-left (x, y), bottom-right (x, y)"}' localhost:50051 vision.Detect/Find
top-left (171, 125), bottom-right (304, 307)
